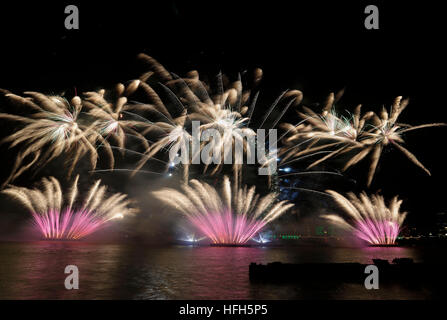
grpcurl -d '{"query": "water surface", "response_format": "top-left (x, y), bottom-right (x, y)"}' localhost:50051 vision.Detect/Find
top-left (0, 241), bottom-right (439, 299)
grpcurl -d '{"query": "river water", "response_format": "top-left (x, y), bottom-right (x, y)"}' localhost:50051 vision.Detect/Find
top-left (0, 241), bottom-right (441, 299)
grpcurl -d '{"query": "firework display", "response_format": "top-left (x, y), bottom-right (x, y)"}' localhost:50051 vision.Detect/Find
top-left (1, 1), bottom-right (447, 304)
top-left (2, 176), bottom-right (137, 240)
top-left (153, 176), bottom-right (293, 244)
top-left (133, 55), bottom-right (316, 191)
top-left (0, 53), bottom-right (443, 245)
top-left (0, 94), bottom-right (99, 187)
top-left (280, 93), bottom-right (445, 186)
top-left (133, 55), bottom-right (273, 184)
top-left (321, 191), bottom-right (406, 245)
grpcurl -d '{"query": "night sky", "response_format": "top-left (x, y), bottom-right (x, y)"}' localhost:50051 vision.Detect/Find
top-left (0, 1), bottom-right (445, 235)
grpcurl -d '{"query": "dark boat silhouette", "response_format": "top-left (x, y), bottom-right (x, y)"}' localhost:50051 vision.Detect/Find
top-left (249, 258), bottom-right (447, 290)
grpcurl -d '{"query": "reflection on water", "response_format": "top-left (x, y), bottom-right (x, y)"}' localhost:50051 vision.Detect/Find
top-left (0, 242), bottom-right (439, 299)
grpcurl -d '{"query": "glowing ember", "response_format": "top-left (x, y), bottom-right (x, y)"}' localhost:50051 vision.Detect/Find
top-left (2, 176), bottom-right (137, 240)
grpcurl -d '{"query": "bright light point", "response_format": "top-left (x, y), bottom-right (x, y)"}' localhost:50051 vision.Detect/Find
top-left (169, 162), bottom-right (175, 168)
top-left (168, 173), bottom-right (172, 177)
top-left (252, 233), bottom-right (271, 244)
top-left (178, 234), bottom-right (206, 243)
top-left (112, 213), bottom-right (124, 219)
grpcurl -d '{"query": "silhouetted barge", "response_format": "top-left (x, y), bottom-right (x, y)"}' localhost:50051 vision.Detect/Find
top-left (249, 258), bottom-right (447, 286)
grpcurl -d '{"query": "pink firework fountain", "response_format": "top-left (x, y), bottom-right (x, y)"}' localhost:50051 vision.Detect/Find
top-left (354, 219), bottom-right (401, 245)
top-left (153, 176), bottom-right (294, 245)
top-left (322, 190), bottom-right (407, 245)
top-left (190, 211), bottom-right (267, 244)
top-left (3, 176), bottom-right (137, 240)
